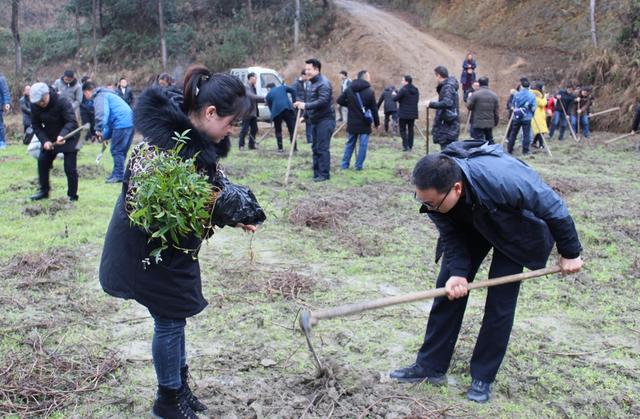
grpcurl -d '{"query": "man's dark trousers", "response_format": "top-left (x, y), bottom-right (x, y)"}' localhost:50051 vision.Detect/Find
top-left (274, 109), bottom-right (296, 151)
top-left (38, 149), bottom-right (79, 199)
top-left (311, 118), bottom-right (335, 180)
top-left (507, 119), bottom-right (531, 154)
top-left (472, 127), bottom-right (494, 144)
top-left (399, 118), bottom-right (414, 150)
top-left (415, 232), bottom-right (523, 383)
top-left (239, 116), bottom-right (258, 149)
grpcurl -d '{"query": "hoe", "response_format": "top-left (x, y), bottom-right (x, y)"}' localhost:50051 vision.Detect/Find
top-left (299, 266), bottom-right (561, 375)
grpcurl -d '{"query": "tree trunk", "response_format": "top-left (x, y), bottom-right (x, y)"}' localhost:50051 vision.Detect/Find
top-left (11, 0), bottom-right (22, 79)
top-left (98, 0), bottom-right (104, 36)
top-left (247, 0), bottom-right (254, 32)
top-left (294, 0), bottom-right (300, 48)
top-left (590, 0), bottom-right (598, 48)
top-left (92, 0), bottom-right (98, 70)
top-left (75, 0), bottom-right (81, 49)
top-left (158, 0), bottom-right (167, 71)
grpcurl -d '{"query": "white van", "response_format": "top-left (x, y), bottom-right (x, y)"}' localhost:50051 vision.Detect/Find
top-left (230, 66), bottom-right (284, 121)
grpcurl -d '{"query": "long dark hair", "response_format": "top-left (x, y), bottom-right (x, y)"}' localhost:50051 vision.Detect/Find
top-left (183, 65), bottom-right (250, 120)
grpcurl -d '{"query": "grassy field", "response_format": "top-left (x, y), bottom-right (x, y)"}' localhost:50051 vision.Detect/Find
top-left (1, 125), bottom-right (639, 418)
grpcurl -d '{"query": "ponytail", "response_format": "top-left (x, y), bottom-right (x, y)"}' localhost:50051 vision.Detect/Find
top-left (183, 64), bottom-right (250, 120)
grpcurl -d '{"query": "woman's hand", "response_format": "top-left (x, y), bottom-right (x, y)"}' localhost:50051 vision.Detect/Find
top-left (236, 223), bottom-right (257, 233)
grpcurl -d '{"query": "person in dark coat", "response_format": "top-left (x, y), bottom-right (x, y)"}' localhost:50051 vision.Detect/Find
top-left (28, 83), bottom-right (80, 201)
top-left (79, 76), bottom-right (96, 142)
top-left (377, 85), bottom-right (398, 135)
top-left (336, 70), bottom-right (380, 170)
top-left (19, 85), bottom-right (32, 132)
top-left (294, 58), bottom-right (335, 182)
top-left (238, 72), bottom-right (265, 150)
top-left (466, 76), bottom-right (499, 144)
top-left (571, 87), bottom-right (593, 139)
top-left (460, 67), bottom-right (476, 103)
top-left (631, 103), bottom-right (640, 134)
top-left (265, 82), bottom-right (297, 152)
top-left (548, 86), bottom-right (575, 141)
top-left (116, 77), bottom-right (135, 108)
top-left (293, 69), bottom-right (313, 144)
top-left (393, 75), bottom-right (420, 151)
top-left (390, 140), bottom-right (583, 403)
top-left (99, 65), bottom-right (256, 418)
top-left (428, 66), bottom-right (460, 150)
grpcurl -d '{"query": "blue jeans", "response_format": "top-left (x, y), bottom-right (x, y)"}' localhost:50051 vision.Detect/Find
top-left (548, 110), bottom-right (567, 140)
top-left (0, 112), bottom-right (5, 146)
top-left (571, 114), bottom-right (590, 138)
top-left (151, 313), bottom-right (187, 390)
top-left (110, 127), bottom-right (134, 180)
top-left (341, 133), bottom-right (369, 170)
top-left (311, 118), bottom-right (335, 179)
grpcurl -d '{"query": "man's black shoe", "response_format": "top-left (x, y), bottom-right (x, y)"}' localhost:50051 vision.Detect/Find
top-left (180, 365), bottom-right (207, 412)
top-left (68, 195), bottom-right (79, 202)
top-left (30, 190), bottom-right (49, 201)
top-left (389, 363), bottom-right (447, 385)
top-left (467, 379), bottom-right (491, 403)
top-left (313, 177), bottom-right (329, 183)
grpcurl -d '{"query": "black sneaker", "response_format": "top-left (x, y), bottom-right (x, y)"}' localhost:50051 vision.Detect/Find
top-left (467, 379), bottom-right (491, 403)
top-left (313, 177), bottom-right (329, 182)
top-left (389, 363), bottom-right (447, 385)
top-left (151, 386), bottom-right (198, 419)
top-left (30, 190), bottom-right (49, 201)
top-left (180, 366), bottom-right (207, 412)
top-left (68, 195), bottom-right (79, 202)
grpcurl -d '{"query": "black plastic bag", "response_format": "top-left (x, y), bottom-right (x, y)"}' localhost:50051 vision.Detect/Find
top-left (211, 176), bottom-right (266, 228)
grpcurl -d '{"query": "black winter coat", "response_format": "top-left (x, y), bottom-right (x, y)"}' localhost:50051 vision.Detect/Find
top-left (377, 86), bottom-right (398, 113)
top-left (424, 141), bottom-right (582, 277)
top-left (19, 95), bottom-right (31, 127)
top-left (305, 74), bottom-right (334, 123)
top-left (336, 79), bottom-right (380, 135)
top-left (429, 77), bottom-right (460, 144)
top-left (393, 83), bottom-right (419, 120)
top-left (116, 86), bottom-right (135, 108)
top-left (30, 88), bottom-right (79, 152)
top-left (99, 87), bottom-right (231, 319)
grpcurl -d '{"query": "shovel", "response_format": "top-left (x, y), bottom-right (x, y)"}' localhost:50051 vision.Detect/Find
top-left (299, 265), bottom-right (561, 374)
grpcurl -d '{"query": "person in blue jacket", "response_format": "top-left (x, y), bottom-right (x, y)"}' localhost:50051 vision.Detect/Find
top-left (507, 78), bottom-right (537, 155)
top-left (83, 81), bottom-right (134, 183)
top-left (391, 140), bottom-right (583, 403)
top-left (0, 72), bottom-right (11, 149)
top-left (265, 82), bottom-right (297, 152)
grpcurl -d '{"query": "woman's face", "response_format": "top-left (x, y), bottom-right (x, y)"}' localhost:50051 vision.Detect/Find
top-left (193, 106), bottom-right (237, 142)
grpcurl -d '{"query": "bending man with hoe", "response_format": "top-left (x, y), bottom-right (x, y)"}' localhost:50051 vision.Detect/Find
top-left (390, 140), bottom-right (583, 403)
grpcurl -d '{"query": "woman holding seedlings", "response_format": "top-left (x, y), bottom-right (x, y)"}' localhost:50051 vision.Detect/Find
top-left (99, 65), bottom-right (256, 419)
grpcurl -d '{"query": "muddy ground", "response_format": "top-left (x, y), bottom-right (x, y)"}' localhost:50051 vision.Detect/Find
top-left (1, 127), bottom-right (639, 418)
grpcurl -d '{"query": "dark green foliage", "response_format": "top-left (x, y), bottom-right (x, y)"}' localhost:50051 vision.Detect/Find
top-left (128, 130), bottom-right (214, 263)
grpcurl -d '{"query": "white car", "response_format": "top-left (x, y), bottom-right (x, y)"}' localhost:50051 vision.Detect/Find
top-left (230, 66), bottom-right (284, 122)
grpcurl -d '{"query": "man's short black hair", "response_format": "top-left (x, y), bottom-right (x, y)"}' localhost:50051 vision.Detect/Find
top-left (82, 81), bottom-right (96, 92)
top-left (404, 75), bottom-right (413, 84)
top-left (340, 70), bottom-right (348, 77)
top-left (478, 76), bottom-right (489, 87)
top-left (265, 82), bottom-right (276, 89)
top-left (306, 58), bottom-right (322, 72)
top-left (357, 70), bottom-right (368, 80)
top-left (247, 72), bottom-right (256, 80)
top-left (412, 154), bottom-right (463, 193)
top-left (434, 66), bottom-right (449, 78)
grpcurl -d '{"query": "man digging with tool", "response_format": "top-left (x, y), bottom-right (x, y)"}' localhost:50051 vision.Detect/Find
top-left (390, 140), bottom-right (584, 403)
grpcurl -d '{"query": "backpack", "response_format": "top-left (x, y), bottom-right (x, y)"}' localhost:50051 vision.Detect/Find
top-left (355, 91), bottom-right (374, 124)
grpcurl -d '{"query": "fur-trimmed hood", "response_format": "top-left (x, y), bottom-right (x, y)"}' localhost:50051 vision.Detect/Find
top-left (134, 87), bottom-right (230, 175)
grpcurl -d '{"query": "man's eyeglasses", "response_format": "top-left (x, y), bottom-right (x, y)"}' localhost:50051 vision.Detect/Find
top-left (414, 186), bottom-right (452, 212)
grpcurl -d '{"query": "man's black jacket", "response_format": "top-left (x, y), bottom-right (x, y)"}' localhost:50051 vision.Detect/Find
top-left (422, 141), bottom-right (582, 278)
